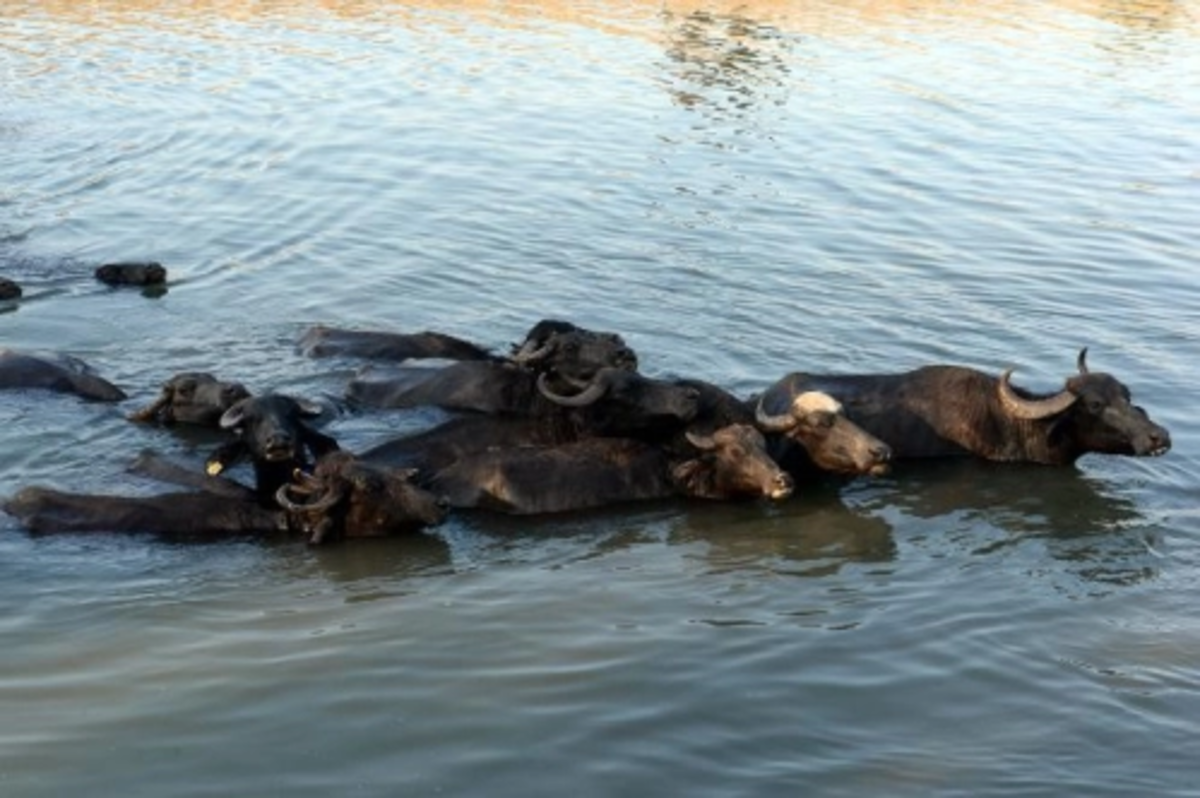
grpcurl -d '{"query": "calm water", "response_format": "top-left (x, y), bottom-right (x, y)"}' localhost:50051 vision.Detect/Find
top-left (2, 1), bottom-right (1199, 795)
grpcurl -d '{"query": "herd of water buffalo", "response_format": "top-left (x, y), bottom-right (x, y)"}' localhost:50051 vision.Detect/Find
top-left (0, 266), bottom-right (1174, 545)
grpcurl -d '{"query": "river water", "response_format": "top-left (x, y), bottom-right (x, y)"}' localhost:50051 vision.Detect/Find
top-left (2, 1), bottom-right (1198, 795)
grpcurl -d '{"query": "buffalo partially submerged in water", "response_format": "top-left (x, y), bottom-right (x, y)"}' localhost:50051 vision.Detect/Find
top-left (756, 349), bottom-right (1170, 465)
top-left (428, 422), bottom-right (793, 515)
top-left (4, 452), bottom-right (446, 544)
top-left (297, 324), bottom-right (494, 362)
top-left (347, 319), bottom-right (639, 412)
top-left (128, 372), bottom-right (251, 426)
top-left (0, 349), bottom-right (126, 402)
top-left (361, 367), bottom-right (702, 470)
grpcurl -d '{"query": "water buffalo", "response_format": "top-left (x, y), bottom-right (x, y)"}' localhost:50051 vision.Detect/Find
top-left (346, 320), bottom-right (638, 411)
top-left (755, 349), bottom-right (1170, 465)
top-left (509, 319), bottom-right (638, 378)
top-left (428, 423), bottom-right (793, 515)
top-left (359, 367), bottom-right (702, 471)
top-left (0, 349), bottom-right (126, 402)
top-left (0, 277), bottom-right (20, 300)
top-left (754, 391), bottom-right (893, 477)
top-left (206, 394), bottom-right (341, 499)
top-left (128, 372), bottom-right (251, 426)
top-left (94, 262), bottom-right (167, 286)
top-left (4, 452), bottom-right (445, 544)
top-left (297, 324), bottom-right (495, 361)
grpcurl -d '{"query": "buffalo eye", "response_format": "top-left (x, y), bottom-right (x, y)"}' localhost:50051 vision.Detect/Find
top-left (815, 412), bottom-right (836, 430)
top-left (1086, 399), bottom-right (1105, 414)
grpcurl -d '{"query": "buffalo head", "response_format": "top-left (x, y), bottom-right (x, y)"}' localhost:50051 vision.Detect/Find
top-left (209, 394), bottom-right (339, 498)
top-left (129, 372), bottom-right (251, 426)
top-left (672, 423), bottom-right (794, 501)
top-left (276, 453), bottom-right (447, 544)
top-left (511, 320), bottom-right (638, 380)
top-left (997, 348), bottom-right (1170, 459)
top-left (756, 391), bottom-right (892, 476)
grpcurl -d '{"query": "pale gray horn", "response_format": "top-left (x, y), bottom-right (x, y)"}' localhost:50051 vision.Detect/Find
top-left (997, 369), bottom-right (1077, 421)
top-left (275, 482), bottom-right (342, 515)
top-left (685, 430), bottom-right (717, 451)
top-left (218, 400), bottom-right (249, 429)
top-left (537, 371), bottom-right (608, 407)
top-left (754, 395), bottom-right (798, 433)
top-left (511, 338), bottom-right (555, 365)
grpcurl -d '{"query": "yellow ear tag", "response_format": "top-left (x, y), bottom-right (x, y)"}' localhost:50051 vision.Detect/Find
top-left (206, 461), bottom-right (224, 476)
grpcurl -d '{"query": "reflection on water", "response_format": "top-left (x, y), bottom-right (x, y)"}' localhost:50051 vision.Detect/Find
top-left (2, 0), bottom-right (1198, 795)
top-left (661, 10), bottom-right (794, 115)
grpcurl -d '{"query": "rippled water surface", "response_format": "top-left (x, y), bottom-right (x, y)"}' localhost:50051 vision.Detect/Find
top-left (2, 1), bottom-right (1199, 795)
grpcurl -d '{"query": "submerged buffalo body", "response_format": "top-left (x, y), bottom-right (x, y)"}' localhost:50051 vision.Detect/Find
top-left (756, 349), bottom-right (1170, 465)
top-left (0, 349), bottom-right (126, 402)
top-left (297, 325), bottom-right (495, 362)
top-left (94, 262), bottom-right (167, 286)
top-left (429, 423), bottom-right (792, 515)
top-left (347, 320), bottom-right (638, 412)
top-left (4, 452), bottom-right (445, 543)
top-left (128, 372), bottom-right (251, 426)
top-left (359, 367), bottom-right (703, 472)
top-left (0, 277), bottom-right (20, 300)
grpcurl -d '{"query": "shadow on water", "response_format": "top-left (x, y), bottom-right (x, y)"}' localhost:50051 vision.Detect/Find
top-left (654, 459), bottom-right (1158, 591)
top-left (301, 534), bottom-right (455, 595)
top-left (858, 459), bottom-right (1162, 590)
top-left (670, 486), bottom-right (897, 577)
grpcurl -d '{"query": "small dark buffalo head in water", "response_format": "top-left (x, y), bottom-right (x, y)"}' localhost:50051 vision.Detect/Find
top-left (755, 390), bottom-right (893, 477)
top-left (0, 277), bottom-right (21, 301)
top-left (276, 452), bottom-right (448, 544)
top-left (94, 262), bottom-right (167, 286)
top-left (128, 372), bottom-right (251, 426)
top-left (208, 394), bottom-right (340, 498)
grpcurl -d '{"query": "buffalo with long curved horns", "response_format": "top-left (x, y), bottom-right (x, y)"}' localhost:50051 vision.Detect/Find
top-left (755, 349), bottom-right (1170, 466)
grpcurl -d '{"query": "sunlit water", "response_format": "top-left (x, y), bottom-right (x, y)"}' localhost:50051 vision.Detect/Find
top-left (2, 1), bottom-right (1199, 795)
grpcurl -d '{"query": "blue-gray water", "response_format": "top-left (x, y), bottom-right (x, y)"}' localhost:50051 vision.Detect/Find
top-left (2, 1), bottom-right (1199, 795)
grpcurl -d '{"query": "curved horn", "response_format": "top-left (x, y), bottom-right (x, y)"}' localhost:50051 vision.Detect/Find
top-left (537, 371), bottom-right (608, 407)
top-left (1077, 347), bottom-right (1089, 375)
top-left (218, 401), bottom-right (248, 429)
top-left (127, 393), bottom-right (170, 423)
top-left (275, 482), bottom-right (342, 515)
top-left (685, 430), bottom-right (717, 451)
top-left (997, 369), bottom-right (1078, 421)
top-left (754, 395), bottom-right (798, 433)
top-left (511, 338), bottom-right (555, 365)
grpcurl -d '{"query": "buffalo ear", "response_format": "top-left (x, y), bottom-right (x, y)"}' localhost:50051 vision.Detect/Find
top-left (219, 400), bottom-right (250, 429)
top-left (295, 398), bottom-right (325, 418)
